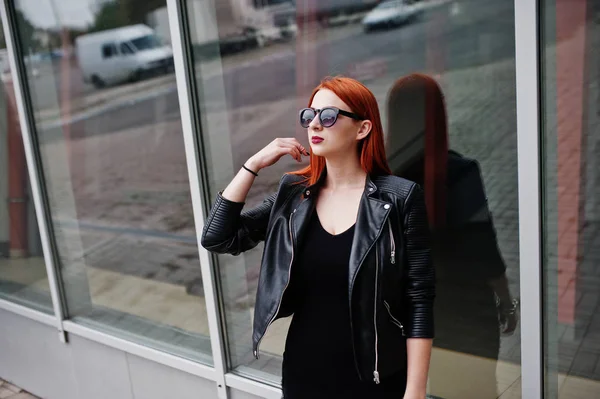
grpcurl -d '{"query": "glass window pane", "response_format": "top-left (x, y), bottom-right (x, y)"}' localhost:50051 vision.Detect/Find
top-left (542, 0), bottom-right (600, 397)
top-left (12, 0), bottom-right (211, 363)
top-left (0, 21), bottom-right (52, 313)
top-left (188, 0), bottom-right (521, 394)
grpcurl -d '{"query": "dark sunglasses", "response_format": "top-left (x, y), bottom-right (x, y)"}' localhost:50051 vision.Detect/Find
top-left (299, 107), bottom-right (364, 128)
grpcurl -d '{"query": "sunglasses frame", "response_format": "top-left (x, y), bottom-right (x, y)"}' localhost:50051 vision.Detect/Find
top-left (299, 107), bottom-right (364, 128)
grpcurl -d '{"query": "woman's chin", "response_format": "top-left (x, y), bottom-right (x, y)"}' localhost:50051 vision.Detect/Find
top-left (309, 147), bottom-right (324, 157)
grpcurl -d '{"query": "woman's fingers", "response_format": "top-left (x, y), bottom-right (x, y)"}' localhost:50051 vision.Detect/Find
top-left (289, 147), bottom-right (302, 162)
top-left (278, 141), bottom-right (305, 162)
top-left (280, 138), bottom-right (310, 156)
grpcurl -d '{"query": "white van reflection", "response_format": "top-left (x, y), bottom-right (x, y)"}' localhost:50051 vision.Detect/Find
top-left (75, 24), bottom-right (174, 88)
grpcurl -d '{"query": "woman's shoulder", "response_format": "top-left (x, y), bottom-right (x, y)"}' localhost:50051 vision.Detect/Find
top-left (372, 174), bottom-right (419, 198)
top-left (266, 174), bottom-right (308, 200)
top-left (280, 173), bottom-right (307, 185)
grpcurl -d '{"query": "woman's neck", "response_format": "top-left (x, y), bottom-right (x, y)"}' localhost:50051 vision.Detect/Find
top-left (324, 154), bottom-right (367, 191)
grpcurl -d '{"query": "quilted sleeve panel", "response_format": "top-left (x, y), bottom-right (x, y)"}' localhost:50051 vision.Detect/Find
top-left (201, 191), bottom-right (277, 256)
top-left (402, 184), bottom-right (435, 338)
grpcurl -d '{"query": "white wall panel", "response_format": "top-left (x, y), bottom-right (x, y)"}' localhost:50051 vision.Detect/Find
top-left (128, 353), bottom-right (218, 399)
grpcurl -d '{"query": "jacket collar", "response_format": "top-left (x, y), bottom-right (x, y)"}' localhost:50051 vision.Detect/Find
top-left (364, 174), bottom-right (378, 197)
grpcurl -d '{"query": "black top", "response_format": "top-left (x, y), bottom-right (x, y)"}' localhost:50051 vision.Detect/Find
top-left (282, 211), bottom-right (407, 398)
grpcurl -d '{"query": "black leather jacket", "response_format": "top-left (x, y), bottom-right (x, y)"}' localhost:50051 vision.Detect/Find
top-left (201, 172), bottom-right (434, 383)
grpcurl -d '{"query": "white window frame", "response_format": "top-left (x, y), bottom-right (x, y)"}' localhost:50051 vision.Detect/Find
top-left (515, 0), bottom-right (543, 398)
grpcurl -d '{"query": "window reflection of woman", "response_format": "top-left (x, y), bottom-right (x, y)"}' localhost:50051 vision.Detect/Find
top-left (387, 73), bottom-right (518, 398)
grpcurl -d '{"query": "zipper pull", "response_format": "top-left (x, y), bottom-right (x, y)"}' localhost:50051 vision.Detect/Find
top-left (390, 250), bottom-right (395, 264)
top-left (373, 370), bottom-right (380, 384)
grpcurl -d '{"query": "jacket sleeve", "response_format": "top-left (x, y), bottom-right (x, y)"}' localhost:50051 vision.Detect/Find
top-left (402, 184), bottom-right (435, 338)
top-left (200, 190), bottom-right (277, 256)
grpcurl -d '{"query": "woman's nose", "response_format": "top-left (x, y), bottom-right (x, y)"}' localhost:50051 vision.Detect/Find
top-left (308, 115), bottom-right (322, 130)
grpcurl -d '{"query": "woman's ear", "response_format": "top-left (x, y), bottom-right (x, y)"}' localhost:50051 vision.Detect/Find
top-left (356, 120), bottom-right (372, 141)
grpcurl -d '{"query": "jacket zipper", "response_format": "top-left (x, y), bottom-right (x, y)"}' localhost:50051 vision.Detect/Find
top-left (388, 220), bottom-right (396, 264)
top-left (347, 209), bottom-right (390, 383)
top-left (383, 300), bottom-right (406, 336)
top-left (254, 210), bottom-right (296, 359)
top-left (373, 246), bottom-right (380, 384)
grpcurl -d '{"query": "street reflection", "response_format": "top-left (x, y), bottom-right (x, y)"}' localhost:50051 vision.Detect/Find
top-left (11, 0), bottom-right (212, 363)
top-left (0, 69), bottom-right (50, 312)
top-left (386, 73), bottom-right (519, 398)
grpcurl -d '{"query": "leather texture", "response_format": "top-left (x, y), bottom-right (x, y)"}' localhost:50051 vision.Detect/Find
top-left (201, 172), bottom-right (435, 381)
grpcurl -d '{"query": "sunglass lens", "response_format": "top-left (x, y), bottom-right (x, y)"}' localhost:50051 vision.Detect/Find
top-left (300, 109), bottom-right (315, 128)
top-left (320, 108), bottom-right (337, 127)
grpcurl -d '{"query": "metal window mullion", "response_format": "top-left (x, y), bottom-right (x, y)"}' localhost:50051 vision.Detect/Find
top-left (164, 0), bottom-right (228, 398)
top-left (0, 0), bottom-right (67, 342)
top-left (514, 0), bottom-right (543, 398)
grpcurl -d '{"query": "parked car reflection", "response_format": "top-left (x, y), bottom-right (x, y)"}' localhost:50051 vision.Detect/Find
top-left (362, 0), bottom-right (422, 32)
top-left (75, 24), bottom-right (173, 88)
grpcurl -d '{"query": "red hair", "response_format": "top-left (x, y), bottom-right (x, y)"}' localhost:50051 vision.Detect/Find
top-left (387, 73), bottom-right (448, 229)
top-left (289, 76), bottom-right (392, 185)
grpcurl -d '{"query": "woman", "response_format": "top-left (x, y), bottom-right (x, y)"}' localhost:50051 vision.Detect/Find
top-left (201, 76), bottom-right (434, 398)
top-left (386, 73), bottom-right (518, 398)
